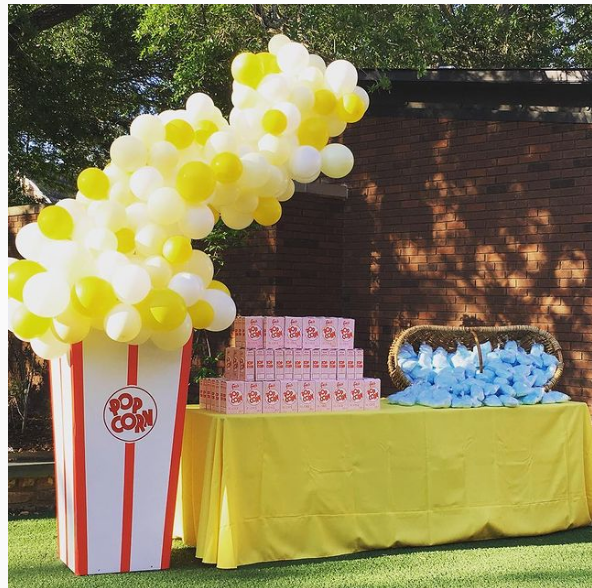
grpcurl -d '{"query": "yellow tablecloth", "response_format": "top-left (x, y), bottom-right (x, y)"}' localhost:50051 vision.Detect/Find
top-left (174, 400), bottom-right (592, 569)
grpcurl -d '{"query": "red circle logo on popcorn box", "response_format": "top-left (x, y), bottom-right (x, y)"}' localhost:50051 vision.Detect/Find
top-left (103, 386), bottom-right (157, 443)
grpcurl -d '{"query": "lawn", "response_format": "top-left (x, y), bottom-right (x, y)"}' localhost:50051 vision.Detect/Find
top-left (8, 516), bottom-right (592, 588)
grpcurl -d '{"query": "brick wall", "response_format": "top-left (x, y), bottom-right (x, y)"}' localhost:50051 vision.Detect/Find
top-left (8, 476), bottom-right (55, 514)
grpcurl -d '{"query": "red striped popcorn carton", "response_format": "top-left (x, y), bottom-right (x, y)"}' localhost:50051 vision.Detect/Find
top-left (349, 379), bottom-right (365, 411)
top-left (280, 380), bottom-right (299, 413)
top-left (298, 381), bottom-right (316, 412)
top-left (262, 381), bottom-right (281, 413)
top-left (220, 381), bottom-right (245, 414)
top-left (48, 330), bottom-right (192, 575)
top-left (311, 349), bottom-right (321, 379)
top-left (284, 349), bottom-right (294, 379)
top-left (302, 349), bottom-right (311, 380)
top-left (274, 349), bottom-right (284, 380)
top-left (316, 380), bottom-right (332, 412)
top-left (234, 316), bottom-right (264, 349)
top-left (302, 317), bottom-right (320, 349)
top-left (346, 349), bottom-right (355, 377)
top-left (264, 317), bottom-right (284, 349)
top-left (255, 349), bottom-right (265, 381)
top-left (329, 350), bottom-right (337, 379)
top-left (364, 378), bottom-right (381, 410)
top-left (338, 318), bottom-right (355, 349)
top-left (332, 379), bottom-right (349, 411)
top-left (355, 349), bottom-right (364, 378)
top-left (265, 348), bottom-right (275, 380)
top-left (337, 350), bottom-right (347, 379)
top-left (285, 317), bottom-right (303, 348)
top-left (224, 348), bottom-right (235, 380)
top-left (293, 348), bottom-right (303, 380)
top-left (321, 317), bottom-right (339, 349)
top-left (244, 381), bottom-right (263, 414)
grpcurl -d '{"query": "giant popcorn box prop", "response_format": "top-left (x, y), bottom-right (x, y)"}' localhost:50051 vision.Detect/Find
top-left (49, 331), bottom-right (192, 575)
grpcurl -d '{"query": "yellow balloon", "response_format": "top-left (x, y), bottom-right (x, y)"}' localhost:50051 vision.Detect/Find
top-left (37, 206), bottom-right (74, 240)
top-left (176, 162), bottom-right (216, 202)
top-left (194, 120), bottom-right (218, 145)
top-left (187, 299), bottom-right (215, 330)
top-left (8, 260), bottom-right (45, 301)
top-left (165, 119), bottom-right (194, 149)
top-left (208, 280), bottom-right (230, 296)
top-left (336, 93), bottom-right (365, 123)
top-left (262, 109), bottom-right (288, 135)
top-left (116, 228), bottom-right (135, 253)
top-left (137, 289), bottom-right (186, 331)
top-left (253, 198), bottom-right (282, 226)
top-left (72, 276), bottom-right (117, 318)
top-left (231, 52), bottom-right (264, 88)
top-left (314, 89), bottom-right (337, 115)
top-left (77, 167), bottom-right (110, 200)
top-left (297, 117), bottom-right (329, 150)
top-left (211, 152), bottom-right (243, 184)
top-left (11, 305), bottom-right (50, 340)
top-left (258, 52), bottom-right (280, 75)
top-left (162, 235), bottom-right (192, 264)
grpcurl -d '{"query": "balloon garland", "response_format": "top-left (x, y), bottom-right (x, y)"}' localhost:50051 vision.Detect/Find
top-left (8, 34), bottom-right (369, 358)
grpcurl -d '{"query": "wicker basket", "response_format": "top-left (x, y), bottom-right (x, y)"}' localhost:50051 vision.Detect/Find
top-left (387, 325), bottom-right (564, 392)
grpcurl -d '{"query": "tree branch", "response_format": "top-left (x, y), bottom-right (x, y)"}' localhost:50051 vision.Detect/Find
top-left (9, 4), bottom-right (96, 57)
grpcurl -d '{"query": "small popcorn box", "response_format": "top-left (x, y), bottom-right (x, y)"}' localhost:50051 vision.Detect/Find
top-left (263, 381), bottom-right (281, 413)
top-left (220, 381), bottom-right (245, 414)
top-left (346, 349), bottom-right (355, 377)
top-left (355, 349), bottom-right (364, 378)
top-left (321, 317), bottom-right (339, 349)
top-left (284, 317), bottom-right (303, 348)
top-left (338, 318), bottom-right (355, 349)
top-left (311, 349), bottom-right (321, 379)
top-left (349, 379), bottom-right (365, 411)
top-left (280, 380), bottom-right (299, 413)
top-left (264, 317), bottom-right (285, 349)
top-left (274, 349), bottom-right (284, 380)
top-left (234, 348), bottom-right (244, 380)
top-left (337, 349), bottom-right (347, 379)
top-left (244, 381), bottom-right (263, 414)
top-left (364, 378), bottom-right (381, 410)
top-left (302, 349), bottom-right (311, 380)
top-left (332, 379), bottom-right (349, 411)
top-left (245, 349), bottom-right (255, 381)
top-left (199, 377), bottom-right (209, 409)
top-left (283, 349), bottom-right (294, 379)
top-left (320, 349), bottom-right (330, 379)
top-left (302, 317), bottom-right (320, 349)
top-left (316, 380), bottom-right (333, 412)
top-left (255, 349), bottom-right (265, 381)
top-left (328, 350), bottom-right (337, 379)
top-left (234, 316), bottom-right (264, 349)
top-left (225, 348), bottom-right (235, 380)
top-left (213, 379), bottom-right (221, 412)
top-left (293, 348), bottom-right (303, 380)
top-left (298, 381), bottom-right (316, 412)
top-left (265, 348), bottom-right (275, 380)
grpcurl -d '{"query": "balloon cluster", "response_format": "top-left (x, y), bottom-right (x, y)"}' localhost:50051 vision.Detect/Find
top-left (8, 34), bottom-right (368, 359)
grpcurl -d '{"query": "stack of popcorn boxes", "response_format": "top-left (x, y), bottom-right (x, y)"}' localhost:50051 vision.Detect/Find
top-left (200, 317), bottom-right (381, 414)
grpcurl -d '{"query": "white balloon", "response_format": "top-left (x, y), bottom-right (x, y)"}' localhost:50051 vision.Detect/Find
top-left (23, 273), bottom-right (70, 318)
top-left (39, 240), bottom-right (94, 283)
top-left (149, 140), bottom-right (179, 173)
top-left (151, 314), bottom-right (192, 351)
top-left (104, 303), bottom-right (142, 343)
top-left (231, 84), bottom-right (260, 109)
top-left (220, 207), bottom-right (253, 230)
top-left (85, 228), bottom-right (118, 253)
top-left (210, 184), bottom-right (240, 209)
top-left (8, 298), bottom-right (21, 332)
top-left (260, 165), bottom-right (289, 199)
top-left (180, 250), bottom-right (214, 286)
top-left (258, 75), bottom-right (291, 103)
top-left (308, 54), bottom-right (327, 72)
top-left (353, 85), bottom-right (370, 110)
top-left (325, 60), bottom-right (358, 95)
top-left (275, 102), bottom-right (301, 133)
top-left (130, 114), bottom-right (165, 146)
top-left (112, 264), bottom-right (151, 304)
top-left (168, 272), bottom-right (204, 307)
top-left (135, 224), bottom-right (167, 256)
top-left (30, 330), bottom-right (70, 360)
top-left (268, 33), bottom-right (291, 55)
top-left (126, 202), bottom-right (150, 230)
top-left (290, 86), bottom-right (314, 112)
top-left (127, 326), bottom-right (152, 346)
top-left (15, 223), bottom-right (45, 261)
top-left (96, 250), bottom-right (130, 281)
top-left (108, 181), bottom-right (135, 206)
top-left (205, 131), bottom-right (237, 156)
top-left (143, 255), bottom-right (173, 288)
top-left (299, 66), bottom-right (324, 90)
top-left (321, 143), bottom-right (354, 178)
top-left (129, 166), bottom-right (164, 201)
top-left (186, 92), bottom-right (216, 118)
top-left (201, 289), bottom-right (237, 332)
top-left (240, 153), bottom-right (271, 189)
top-left (277, 42), bottom-right (309, 74)
top-left (327, 115), bottom-right (347, 137)
top-left (89, 201), bottom-right (127, 232)
top-left (179, 205), bottom-right (216, 239)
top-left (110, 135), bottom-right (147, 172)
top-left (53, 307), bottom-right (91, 344)
top-left (289, 146), bottom-right (322, 180)
top-left (103, 164), bottom-right (129, 186)
top-left (56, 198), bottom-right (86, 223)
top-left (148, 187), bottom-right (185, 225)
top-left (277, 180), bottom-right (296, 202)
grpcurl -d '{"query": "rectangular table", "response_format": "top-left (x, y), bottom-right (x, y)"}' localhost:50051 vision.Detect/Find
top-left (174, 401), bottom-right (592, 569)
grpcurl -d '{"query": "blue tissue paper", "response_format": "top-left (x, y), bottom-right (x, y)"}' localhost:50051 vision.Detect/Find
top-left (451, 395), bottom-right (474, 408)
top-left (484, 395), bottom-right (503, 407)
top-left (541, 391), bottom-right (570, 404)
top-left (520, 388), bottom-right (544, 405)
top-left (499, 395), bottom-right (519, 407)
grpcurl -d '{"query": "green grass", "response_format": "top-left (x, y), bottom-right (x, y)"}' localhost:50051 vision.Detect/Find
top-left (8, 516), bottom-right (592, 587)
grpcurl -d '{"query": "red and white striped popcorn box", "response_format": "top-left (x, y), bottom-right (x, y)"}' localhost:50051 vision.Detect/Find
top-left (224, 348), bottom-right (234, 380)
top-left (293, 348), bottom-right (303, 380)
top-left (316, 380), bottom-right (333, 412)
top-left (346, 349), bottom-right (355, 377)
top-left (245, 349), bottom-right (255, 381)
top-left (332, 379), bottom-right (349, 411)
top-left (328, 350), bottom-right (337, 379)
top-left (349, 379), bottom-right (365, 411)
top-left (364, 378), bottom-right (381, 410)
top-left (233, 316), bottom-right (264, 349)
top-left (262, 381), bottom-right (281, 413)
top-left (321, 317), bottom-right (339, 349)
top-left (302, 317), bottom-right (320, 349)
top-left (48, 330), bottom-right (192, 575)
top-left (199, 378), bottom-right (210, 410)
top-left (311, 349), bottom-right (321, 379)
top-left (213, 379), bottom-right (221, 412)
top-left (284, 317), bottom-right (303, 348)
top-left (235, 349), bottom-right (244, 380)
top-left (355, 349), bottom-right (364, 378)
top-left (302, 349), bottom-right (311, 380)
top-left (220, 381), bottom-right (245, 414)
top-left (283, 349), bottom-right (294, 379)
top-left (264, 317), bottom-right (285, 349)
top-left (255, 349), bottom-right (265, 381)
top-left (320, 349), bottom-right (330, 379)
top-left (298, 381), bottom-right (316, 412)
top-left (337, 350), bottom-right (347, 379)
top-left (280, 380), bottom-right (299, 413)
top-left (274, 349), bottom-right (284, 380)
top-left (265, 348), bottom-right (275, 380)
top-left (338, 318), bottom-right (355, 349)
top-left (244, 381), bottom-right (263, 414)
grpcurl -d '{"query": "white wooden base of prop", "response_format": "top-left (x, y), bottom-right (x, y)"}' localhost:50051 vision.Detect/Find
top-left (49, 330), bottom-right (192, 575)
